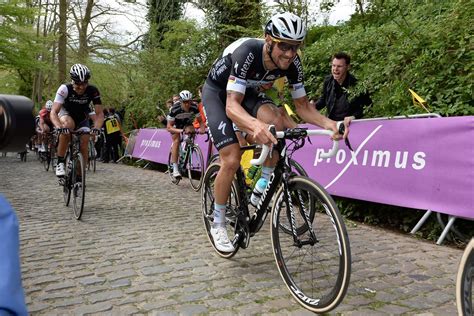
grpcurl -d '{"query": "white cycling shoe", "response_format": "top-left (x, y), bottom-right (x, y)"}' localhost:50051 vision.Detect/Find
top-left (56, 163), bottom-right (65, 177)
top-left (172, 169), bottom-right (181, 178)
top-left (210, 225), bottom-right (235, 252)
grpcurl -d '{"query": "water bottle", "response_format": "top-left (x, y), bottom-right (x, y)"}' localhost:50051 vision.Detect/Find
top-left (250, 178), bottom-right (268, 207)
top-left (247, 165), bottom-right (258, 180)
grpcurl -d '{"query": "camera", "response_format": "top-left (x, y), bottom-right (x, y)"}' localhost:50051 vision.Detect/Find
top-left (0, 94), bottom-right (35, 152)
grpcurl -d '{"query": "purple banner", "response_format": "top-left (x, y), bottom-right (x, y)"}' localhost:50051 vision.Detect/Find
top-left (131, 116), bottom-right (474, 219)
top-left (294, 117), bottom-right (474, 219)
top-left (131, 129), bottom-right (214, 165)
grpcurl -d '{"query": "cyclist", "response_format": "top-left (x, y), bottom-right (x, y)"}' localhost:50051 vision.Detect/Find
top-left (37, 100), bottom-right (55, 152)
top-left (202, 12), bottom-right (349, 252)
top-left (50, 64), bottom-right (104, 178)
top-left (167, 90), bottom-right (205, 179)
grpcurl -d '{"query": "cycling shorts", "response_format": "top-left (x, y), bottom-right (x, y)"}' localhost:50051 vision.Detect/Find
top-left (202, 82), bottom-right (275, 150)
top-left (59, 108), bottom-right (90, 129)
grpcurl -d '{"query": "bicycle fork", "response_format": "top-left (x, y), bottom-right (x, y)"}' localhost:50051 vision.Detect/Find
top-left (282, 173), bottom-right (319, 247)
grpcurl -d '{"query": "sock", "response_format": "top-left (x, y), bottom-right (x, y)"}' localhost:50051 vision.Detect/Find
top-left (261, 166), bottom-right (274, 181)
top-left (213, 203), bottom-right (226, 227)
top-left (172, 162), bottom-right (179, 172)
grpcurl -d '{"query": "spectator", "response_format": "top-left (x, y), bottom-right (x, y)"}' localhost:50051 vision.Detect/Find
top-left (312, 52), bottom-right (372, 123)
top-left (193, 85), bottom-right (207, 130)
top-left (157, 99), bottom-right (173, 127)
top-left (103, 108), bottom-right (123, 163)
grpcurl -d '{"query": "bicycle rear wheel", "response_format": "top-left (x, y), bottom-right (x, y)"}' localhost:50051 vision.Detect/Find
top-left (72, 153), bottom-right (86, 220)
top-left (457, 238), bottom-right (474, 316)
top-left (271, 176), bottom-right (351, 313)
top-left (201, 162), bottom-right (241, 258)
top-left (42, 151), bottom-right (51, 171)
top-left (187, 145), bottom-right (204, 191)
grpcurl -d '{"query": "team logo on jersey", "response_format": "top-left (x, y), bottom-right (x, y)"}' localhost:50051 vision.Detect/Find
top-left (218, 121), bottom-right (226, 136)
top-left (266, 75), bottom-right (276, 81)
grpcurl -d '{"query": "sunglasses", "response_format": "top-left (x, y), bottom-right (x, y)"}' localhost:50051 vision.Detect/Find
top-left (73, 80), bottom-right (88, 86)
top-left (272, 37), bottom-right (300, 53)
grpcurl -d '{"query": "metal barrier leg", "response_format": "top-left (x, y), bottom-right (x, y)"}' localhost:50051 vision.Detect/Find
top-left (436, 216), bottom-right (457, 245)
top-left (410, 210), bottom-right (432, 234)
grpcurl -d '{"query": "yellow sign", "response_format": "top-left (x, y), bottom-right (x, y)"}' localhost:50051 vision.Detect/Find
top-left (105, 117), bottom-right (120, 134)
top-left (409, 88), bottom-right (429, 112)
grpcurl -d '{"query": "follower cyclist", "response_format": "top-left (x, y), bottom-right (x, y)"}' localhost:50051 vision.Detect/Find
top-left (50, 64), bottom-right (104, 179)
top-left (37, 100), bottom-right (55, 153)
top-left (167, 90), bottom-right (205, 179)
top-left (201, 12), bottom-right (350, 252)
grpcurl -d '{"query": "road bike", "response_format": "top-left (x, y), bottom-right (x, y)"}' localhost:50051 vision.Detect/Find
top-left (457, 238), bottom-right (474, 315)
top-left (39, 132), bottom-right (57, 171)
top-left (167, 131), bottom-right (204, 191)
top-left (201, 126), bottom-right (351, 313)
top-left (87, 136), bottom-right (97, 172)
top-left (59, 127), bottom-right (91, 220)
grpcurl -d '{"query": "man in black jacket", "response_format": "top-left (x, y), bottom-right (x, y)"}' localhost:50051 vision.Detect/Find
top-left (313, 52), bottom-right (372, 123)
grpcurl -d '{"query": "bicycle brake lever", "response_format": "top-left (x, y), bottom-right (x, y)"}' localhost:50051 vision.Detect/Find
top-left (337, 121), bottom-right (354, 152)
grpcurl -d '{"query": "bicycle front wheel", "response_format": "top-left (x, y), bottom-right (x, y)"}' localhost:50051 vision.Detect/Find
top-left (63, 154), bottom-right (72, 206)
top-left (72, 153), bottom-right (86, 220)
top-left (457, 238), bottom-right (474, 316)
top-left (271, 176), bottom-right (351, 313)
top-left (187, 145), bottom-right (204, 191)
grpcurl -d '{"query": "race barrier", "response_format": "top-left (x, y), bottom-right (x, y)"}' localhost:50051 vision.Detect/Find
top-left (131, 116), bottom-right (474, 222)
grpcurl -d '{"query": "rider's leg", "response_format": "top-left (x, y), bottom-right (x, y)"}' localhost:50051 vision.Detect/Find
top-left (56, 116), bottom-right (75, 176)
top-left (255, 103), bottom-right (285, 180)
top-left (170, 132), bottom-right (181, 176)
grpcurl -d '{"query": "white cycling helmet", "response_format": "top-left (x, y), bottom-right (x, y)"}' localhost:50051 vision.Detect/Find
top-left (70, 63), bottom-right (91, 83)
top-left (179, 90), bottom-right (193, 101)
top-left (45, 100), bottom-right (53, 111)
top-left (265, 12), bottom-right (306, 43)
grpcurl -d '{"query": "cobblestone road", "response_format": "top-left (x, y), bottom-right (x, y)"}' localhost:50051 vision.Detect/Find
top-left (0, 153), bottom-right (462, 315)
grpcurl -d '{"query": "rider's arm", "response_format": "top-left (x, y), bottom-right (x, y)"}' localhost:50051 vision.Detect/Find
top-left (50, 84), bottom-right (68, 129)
top-left (92, 104), bottom-right (104, 129)
top-left (50, 102), bottom-right (62, 129)
top-left (293, 96), bottom-right (344, 138)
top-left (226, 91), bottom-right (276, 145)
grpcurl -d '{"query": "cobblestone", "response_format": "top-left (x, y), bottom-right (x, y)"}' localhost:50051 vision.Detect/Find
top-left (0, 154), bottom-right (463, 314)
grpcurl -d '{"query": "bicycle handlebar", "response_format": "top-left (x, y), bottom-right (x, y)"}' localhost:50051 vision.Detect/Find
top-left (249, 122), bottom-right (343, 166)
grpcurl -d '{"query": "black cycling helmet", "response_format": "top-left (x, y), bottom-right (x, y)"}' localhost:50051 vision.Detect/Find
top-left (70, 64), bottom-right (91, 83)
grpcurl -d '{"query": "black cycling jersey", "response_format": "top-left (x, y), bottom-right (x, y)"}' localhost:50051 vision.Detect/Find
top-left (166, 102), bottom-right (200, 129)
top-left (55, 83), bottom-right (101, 124)
top-left (203, 38), bottom-right (307, 150)
top-left (205, 38), bottom-right (306, 99)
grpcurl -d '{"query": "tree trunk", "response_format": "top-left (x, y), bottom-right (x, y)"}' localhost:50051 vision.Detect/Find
top-left (58, 0), bottom-right (67, 84)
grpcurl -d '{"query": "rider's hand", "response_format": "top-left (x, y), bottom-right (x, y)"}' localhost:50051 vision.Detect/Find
top-left (342, 116), bottom-right (353, 139)
top-left (91, 128), bottom-right (100, 136)
top-left (55, 127), bottom-right (70, 135)
top-left (251, 121), bottom-right (277, 146)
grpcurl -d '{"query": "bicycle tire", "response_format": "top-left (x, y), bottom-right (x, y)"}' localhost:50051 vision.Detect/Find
top-left (457, 238), bottom-right (474, 316)
top-left (167, 151), bottom-right (180, 185)
top-left (187, 145), bottom-right (204, 191)
top-left (271, 176), bottom-right (351, 313)
top-left (201, 162), bottom-right (241, 258)
top-left (63, 154), bottom-right (72, 206)
top-left (289, 158), bottom-right (308, 177)
top-left (72, 153), bottom-right (86, 220)
top-left (43, 151), bottom-right (51, 171)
